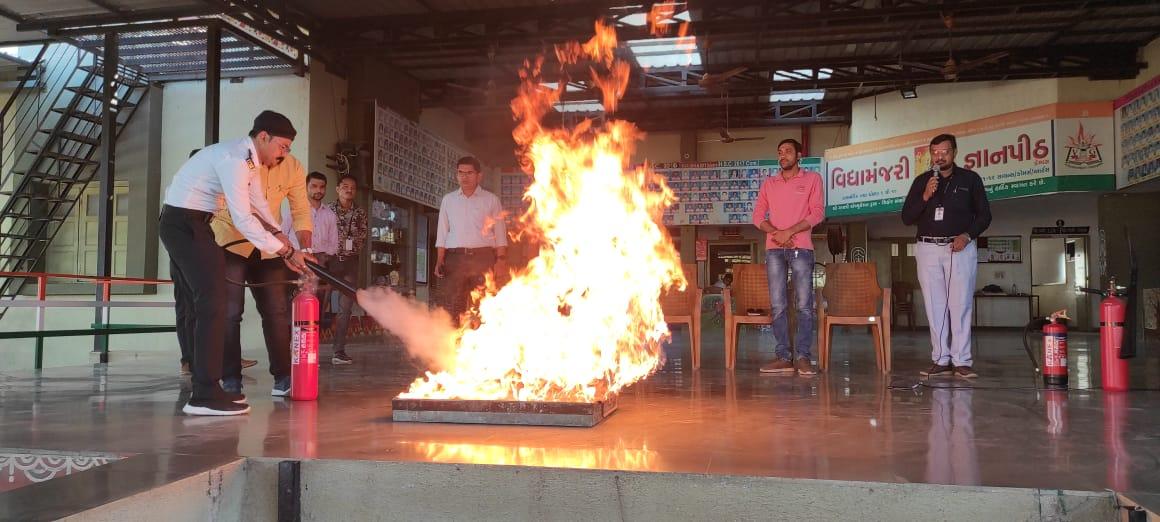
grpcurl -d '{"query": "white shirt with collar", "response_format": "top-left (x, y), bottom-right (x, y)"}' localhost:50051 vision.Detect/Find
top-left (163, 136), bottom-right (284, 255)
top-left (435, 187), bottom-right (508, 249)
top-left (282, 202), bottom-right (339, 254)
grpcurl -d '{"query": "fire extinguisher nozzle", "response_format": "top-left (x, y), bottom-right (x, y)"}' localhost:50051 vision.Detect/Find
top-left (305, 260), bottom-right (359, 298)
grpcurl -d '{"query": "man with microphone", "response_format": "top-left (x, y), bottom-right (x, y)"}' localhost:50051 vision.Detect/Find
top-left (901, 133), bottom-right (992, 379)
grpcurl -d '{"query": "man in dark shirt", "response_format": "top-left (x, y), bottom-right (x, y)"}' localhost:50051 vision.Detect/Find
top-left (901, 133), bottom-right (992, 379)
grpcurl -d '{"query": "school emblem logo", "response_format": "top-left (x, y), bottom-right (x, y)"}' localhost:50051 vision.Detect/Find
top-left (1064, 122), bottom-right (1103, 169)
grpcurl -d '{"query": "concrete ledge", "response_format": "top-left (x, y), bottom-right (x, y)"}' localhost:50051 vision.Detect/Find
top-left (273, 459), bottom-right (1117, 521)
top-left (64, 460), bottom-right (250, 521)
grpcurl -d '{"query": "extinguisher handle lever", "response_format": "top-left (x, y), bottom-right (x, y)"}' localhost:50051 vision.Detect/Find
top-left (1078, 287), bottom-right (1106, 297)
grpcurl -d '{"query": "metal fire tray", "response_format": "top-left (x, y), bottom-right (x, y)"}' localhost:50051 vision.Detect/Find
top-left (391, 394), bottom-right (618, 427)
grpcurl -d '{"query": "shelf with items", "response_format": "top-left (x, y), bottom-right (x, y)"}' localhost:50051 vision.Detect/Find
top-left (369, 194), bottom-right (411, 289)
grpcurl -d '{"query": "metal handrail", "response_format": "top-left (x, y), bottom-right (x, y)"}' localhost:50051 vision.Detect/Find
top-left (1, 44), bottom-right (85, 191)
top-left (0, 270), bottom-right (174, 370)
top-left (0, 44), bottom-right (47, 117)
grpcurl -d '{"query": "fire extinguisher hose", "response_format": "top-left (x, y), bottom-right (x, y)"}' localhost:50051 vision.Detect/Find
top-left (1021, 317), bottom-right (1047, 372)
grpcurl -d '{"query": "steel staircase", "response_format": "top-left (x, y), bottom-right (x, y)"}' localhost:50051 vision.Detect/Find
top-left (0, 43), bottom-right (149, 320)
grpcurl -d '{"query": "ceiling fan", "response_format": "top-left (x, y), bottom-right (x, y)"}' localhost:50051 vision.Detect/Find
top-left (898, 12), bottom-right (1009, 81)
top-left (698, 66), bottom-right (748, 89)
top-left (698, 90), bottom-right (765, 144)
top-left (444, 45), bottom-right (500, 102)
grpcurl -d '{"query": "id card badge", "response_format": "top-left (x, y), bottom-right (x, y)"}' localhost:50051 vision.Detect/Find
top-left (934, 206), bottom-right (945, 222)
top-left (345, 238), bottom-right (353, 251)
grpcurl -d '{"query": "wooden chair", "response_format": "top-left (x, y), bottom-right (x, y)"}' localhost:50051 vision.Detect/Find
top-left (818, 263), bottom-right (892, 372)
top-left (661, 263), bottom-right (703, 369)
top-left (891, 281), bottom-right (916, 330)
top-left (722, 263), bottom-right (771, 370)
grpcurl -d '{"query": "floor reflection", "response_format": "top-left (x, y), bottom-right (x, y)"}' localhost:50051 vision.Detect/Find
top-left (0, 329), bottom-right (1156, 502)
top-left (405, 440), bottom-right (659, 471)
top-left (925, 388), bottom-right (979, 486)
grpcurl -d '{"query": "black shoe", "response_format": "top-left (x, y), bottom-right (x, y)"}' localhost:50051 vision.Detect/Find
top-left (271, 376), bottom-right (291, 397)
top-left (919, 363), bottom-right (954, 377)
top-left (220, 378), bottom-right (247, 404)
top-left (195, 383), bottom-right (246, 404)
top-left (182, 399), bottom-right (251, 416)
top-left (332, 352), bottom-right (353, 365)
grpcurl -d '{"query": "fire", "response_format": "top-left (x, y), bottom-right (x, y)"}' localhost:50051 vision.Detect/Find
top-left (397, 22), bottom-right (684, 402)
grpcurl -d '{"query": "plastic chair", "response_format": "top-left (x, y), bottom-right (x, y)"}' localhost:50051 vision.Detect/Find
top-left (891, 281), bottom-right (916, 330)
top-left (661, 263), bottom-right (703, 369)
top-left (722, 263), bottom-right (771, 370)
top-left (818, 263), bottom-right (892, 372)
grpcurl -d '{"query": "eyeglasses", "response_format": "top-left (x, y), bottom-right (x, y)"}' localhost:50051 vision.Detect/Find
top-left (269, 137), bottom-right (291, 154)
top-left (930, 148), bottom-right (955, 156)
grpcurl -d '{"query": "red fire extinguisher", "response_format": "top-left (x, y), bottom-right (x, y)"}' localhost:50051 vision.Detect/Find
top-left (1100, 278), bottom-right (1130, 392)
top-left (1042, 310), bottom-right (1069, 389)
top-left (291, 287), bottom-right (320, 401)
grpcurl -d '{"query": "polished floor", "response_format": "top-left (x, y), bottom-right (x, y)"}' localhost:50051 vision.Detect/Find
top-left (1, 322), bottom-right (1159, 517)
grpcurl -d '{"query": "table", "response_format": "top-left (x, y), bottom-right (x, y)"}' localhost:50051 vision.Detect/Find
top-left (973, 293), bottom-right (1040, 326)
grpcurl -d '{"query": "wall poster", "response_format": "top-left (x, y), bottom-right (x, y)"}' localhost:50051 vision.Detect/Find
top-left (373, 102), bottom-right (468, 209)
top-left (1114, 73), bottom-right (1160, 189)
top-left (656, 158), bottom-right (825, 226)
top-left (978, 235), bottom-right (1022, 263)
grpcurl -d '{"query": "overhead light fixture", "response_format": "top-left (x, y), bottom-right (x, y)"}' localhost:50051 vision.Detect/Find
top-left (625, 36), bottom-right (701, 68)
top-left (540, 81), bottom-right (586, 93)
top-left (771, 68), bottom-right (832, 81)
top-left (769, 89), bottom-right (825, 102)
top-left (553, 100), bottom-right (604, 113)
top-left (900, 85), bottom-right (918, 99)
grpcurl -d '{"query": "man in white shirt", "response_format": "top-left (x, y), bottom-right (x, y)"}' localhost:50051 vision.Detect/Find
top-left (159, 110), bottom-right (311, 416)
top-left (435, 156), bottom-right (507, 324)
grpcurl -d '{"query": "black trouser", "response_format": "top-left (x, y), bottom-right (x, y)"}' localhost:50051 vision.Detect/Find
top-left (223, 249), bottom-right (292, 381)
top-left (159, 205), bottom-right (227, 400)
top-left (171, 259), bottom-right (193, 365)
top-left (329, 256), bottom-right (359, 353)
top-left (440, 248), bottom-right (496, 323)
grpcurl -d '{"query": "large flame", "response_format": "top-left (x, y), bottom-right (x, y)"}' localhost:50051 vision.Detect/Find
top-left (398, 22), bottom-right (683, 402)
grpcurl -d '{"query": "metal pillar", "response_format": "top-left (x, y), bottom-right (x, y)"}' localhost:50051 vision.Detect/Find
top-left (206, 22), bottom-right (221, 145)
top-left (93, 31), bottom-right (117, 359)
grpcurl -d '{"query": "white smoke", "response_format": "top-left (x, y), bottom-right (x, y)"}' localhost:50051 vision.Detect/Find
top-left (356, 287), bottom-right (457, 372)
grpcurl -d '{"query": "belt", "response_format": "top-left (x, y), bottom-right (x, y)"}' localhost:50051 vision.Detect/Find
top-left (918, 236), bottom-right (955, 245)
top-left (446, 247), bottom-right (494, 255)
top-left (162, 204), bottom-right (213, 223)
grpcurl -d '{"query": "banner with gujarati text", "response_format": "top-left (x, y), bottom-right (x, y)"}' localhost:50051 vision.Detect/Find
top-left (825, 103), bottom-right (1114, 217)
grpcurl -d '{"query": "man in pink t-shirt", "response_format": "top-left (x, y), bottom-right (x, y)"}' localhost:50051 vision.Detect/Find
top-left (751, 139), bottom-right (825, 376)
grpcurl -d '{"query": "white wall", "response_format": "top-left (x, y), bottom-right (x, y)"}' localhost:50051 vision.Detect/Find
top-left (1132, 37), bottom-right (1160, 90)
top-left (631, 123), bottom-right (850, 166)
top-left (633, 130), bottom-right (682, 165)
top-left (306, 65), bottom-right (349, 185)
top-left (848, 37), bottom-right (1160, 145)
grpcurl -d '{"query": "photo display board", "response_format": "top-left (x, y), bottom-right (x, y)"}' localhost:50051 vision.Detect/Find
top-left (373, 103), bottom-right (467, 208)
top-left (657, 158), bottom-right (824, 226)
top-left (1114, 73), bottom-right (1160, 189)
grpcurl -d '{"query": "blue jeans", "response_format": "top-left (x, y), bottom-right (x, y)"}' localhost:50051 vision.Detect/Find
top-left (765, 248), bottom-right (816, 361)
